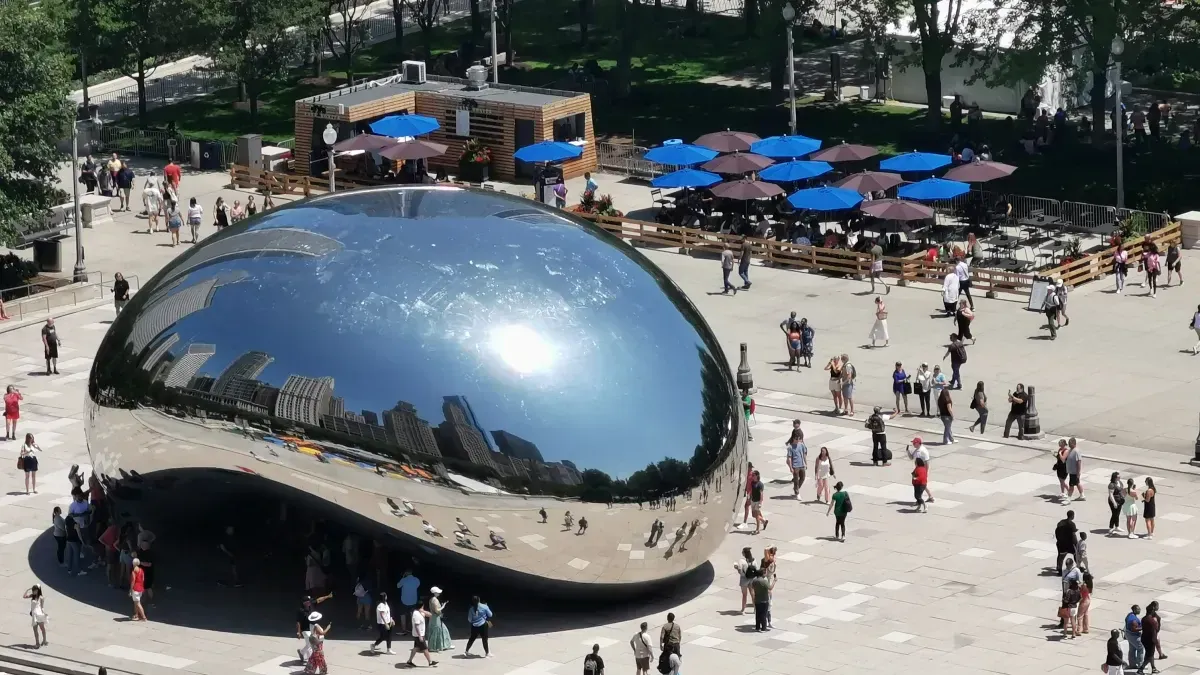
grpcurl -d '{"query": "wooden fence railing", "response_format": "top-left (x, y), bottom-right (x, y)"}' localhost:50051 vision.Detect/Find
top-left (1044, 221), bottom-right (1181, 288)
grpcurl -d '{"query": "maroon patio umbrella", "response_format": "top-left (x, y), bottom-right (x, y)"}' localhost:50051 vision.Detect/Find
top-left (710, 179), bottom-right (785, 200)
top-left (695, 130), bottom-right (761, 153)
top-left (379, 139), bottom-right (449, 161)
top-left (809, 142), bottom-right (879, 163)
top-left (860, 199), bottom-right (935, 221)
top-left (943, 160), bottom-right (1018, 183)
top-left (836, 170), bottom-right (904, 195)
top-left (702, 152), bottom-right (774, 175)
top-left (332, 133), bottom-right (398, 152)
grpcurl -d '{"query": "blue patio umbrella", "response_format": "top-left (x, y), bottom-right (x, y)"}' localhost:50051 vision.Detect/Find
top-left (750, 135), bottom-right (822, 159)
top-left (644, 143), bottom-right (719, 167)
top-left (368, 113), bottom-right (440, 137)
top-left (513, 141), bottom-right (583, 163)
top-left (787, 187), bottom-right (863, 211)
top-left (897, 178), bottom-right (970, 201)
top-left (879, 151), bottom-right (952, 173)
top-left (650, 168), bottom-right (722, 189)
top-left (760, 160), bottom-right (833, 183)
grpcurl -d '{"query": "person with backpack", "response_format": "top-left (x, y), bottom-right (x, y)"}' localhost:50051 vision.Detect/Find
top-left (734, 547), bottom-right (756, 613)
top-left (943, 334), bottom-right (967, 390)
top-left (583, 644), bottom-right (604, 675)
top-left (1042, 281), bottom-right (1061, 338)
top-left (827, 481), bottom-right (851, 541)
top-left (865, 407), bottom-right (890, 466)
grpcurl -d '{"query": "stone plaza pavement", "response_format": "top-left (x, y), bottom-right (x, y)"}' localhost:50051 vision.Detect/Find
top-left (3, 169), bottom-right (1200, 675)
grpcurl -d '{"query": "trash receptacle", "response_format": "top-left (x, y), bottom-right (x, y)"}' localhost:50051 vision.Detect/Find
top-left (32, 237), bottom-right (63, 273)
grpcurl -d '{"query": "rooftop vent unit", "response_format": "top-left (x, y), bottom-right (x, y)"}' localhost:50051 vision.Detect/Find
top-left (402, 60), bottom-right (427, 84)
top-left (465, 65), bottom-right (489, 91)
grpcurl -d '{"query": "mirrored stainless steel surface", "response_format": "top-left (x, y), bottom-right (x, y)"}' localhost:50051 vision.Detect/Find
top-left (86, 186), bottom-right (746, 591)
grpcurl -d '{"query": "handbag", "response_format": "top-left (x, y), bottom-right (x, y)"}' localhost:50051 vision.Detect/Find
top-left (1057, 607), bottom-right (1071, 619)
top-left (843, 495), bottom-right (853, 513)
top-left (16, 456), bottom-right (24, 471)
top-left (902, 379), bottom-right (913, 395)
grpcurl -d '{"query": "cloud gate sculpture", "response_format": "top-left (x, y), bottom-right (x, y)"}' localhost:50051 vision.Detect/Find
top-left (86, 186), bottom-right (747, 594)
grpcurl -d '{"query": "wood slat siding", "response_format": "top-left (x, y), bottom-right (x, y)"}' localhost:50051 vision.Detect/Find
top-left (292, 87), bottom-right (597, 181)
top-left (1045, 222), bottom-right (1182, 287)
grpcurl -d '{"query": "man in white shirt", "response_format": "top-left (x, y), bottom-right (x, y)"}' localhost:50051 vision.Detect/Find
top-left (406, 604), bottom-right (437, 667)
top-left (955, 256), bottom-right (974, 309)
top-left (631, 621), bottom-right (654, 675)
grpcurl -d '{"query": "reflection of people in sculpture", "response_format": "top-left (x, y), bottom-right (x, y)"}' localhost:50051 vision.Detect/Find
top-left (422, 521), bottom-right (442, 537)
top-left (455, 518), bottom-right (476, 535)
top-left (563, 511), bottom-right (574, 530)
top-left (646, 519), bottom-right (664, 547)
top-left (577, 517), bottom-right (588, 535)
top-left (679, 519), bottom-right (700, 552)
top-left (539, 508), bottom-right (548, 523)
top-left (489, 530), bottom-right (507, 549)
top-left (454, 531), bottom-right (477, 549)
top-left (666, 524), bottom-right (687, 553)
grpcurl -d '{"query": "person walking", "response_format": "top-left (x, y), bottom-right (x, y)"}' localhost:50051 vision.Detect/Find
top-left (735, 547), bottom-right (756, 613)
top-left (372, 591), bottom-right (396, 655)
top-left (869, 297), bottom-right (889, 348)
top-left (1125, 606), bottom-right (1145, 670)
top-left (19, 433), bottom-right (40, 494)
top-left (906, 438), bottom-right (935, 503)
top-left (943, 334), bottom-right (967, 389)
top-left (1124, 479), bottom-right (1141, 538)
top-left (129, 558), bottom-right (147, 621)
top-left (1063, 437), bottom-right (1084, 501)
top-left (1107, 629), bottom-right (1126, 675)
top-left (406, 602), bottom-right (437, 668)
top-left (116, 162), bottom-right (135, 212)
top-left (1055, 279), bottom-right (1071, 327)
top-left (186, 198), bottom-right (203, 244)
top-left (1003, 385), bottom-right (1028, 439)
top-left (892, 362), bottom-right (910, 415)
top-left (1041, 284), bottom-right (1060, 339)
top-left (954, 254), bottom-right (974, 309)
top-left (583, 643), bottom-right (605, 675)
top-left (749, 470), bottom-right (768, 534)
top-left (1190, 305), bottom-right (1200, 354)
top-left (143, 179), bottom-right (161, 233)
top-left (813, 447), bottom-right (835, 504)
top-left (105, 275), bottom-right (129, 323)
top-left (839, 354), bottom-right (857, 417)
top-left (749, 568), bottom-right (771, 632)
top-left (42, 318), bottom-right (61, 375)
top-left (720, 245), bottom-right (737, 294)
top-left (866, 407), bottom-right (890, 465)
top-left (1139, 601), bottom-right (1166, 674)
top-left (165, 201), bottom-right (182, 246)
top-left (824, 356), bottom-right (844, 414)
top-left (738, 235), bottom-right (753, 290)
top-left (827, 481), bottom-right (851, 541)
top-left (784, 430), bottom-right (807, 498)
top-left (955, 299), bottom-right (975, 344)
top-left (4, 385), bottom-right (22, 441)
top-left (1114, 244), bottom-right (1129, 294)
top-left (1144, 244), bottom-right (1161, 298)
top-left (942, 270), bottom-right (960, 315)
top-left (427, 586), bottom-right (451, 652)
top-left (968, 381), bottom-right (988, 433)
top-left (937, 389), bottom-right (954, 445)
top-left (1054, 510), bottom-right (1079, 574)
top-left (24, 585), bottom-right (48, 647)
top-left (1142, 478), bottom-right (1157, 540)
top-left (869, 237), bottom-right (889, 294)
top-left (305, 614), bottom-right (330, 675)
top-left (1166, 242), bottom-right (1183, 286)
top-left (464, 596), bottom-right (493, 657)
top-left (1107, 472), bottom-right (1125, 535)
top-left (915, 363), bottom-right (933, 417)
top-left (912, 458), bottom-right (929, 513)
top-left (214, 197), bottom-right (231, 232)
top-left (631, 622), bottom-right (653, 675)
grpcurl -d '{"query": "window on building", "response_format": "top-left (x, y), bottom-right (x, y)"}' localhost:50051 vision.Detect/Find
top-left (553, 113), bottom-right (587, 142)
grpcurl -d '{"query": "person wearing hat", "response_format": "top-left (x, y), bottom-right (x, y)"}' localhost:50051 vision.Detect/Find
top-left (1041, 280), bottom-right (1061, 339)
top-left (905, 438), bottom-right (935, 503)
top-left (427, 586), bottom-right (452, 652)
top-left (297, 592), bottom-right (333, 663)
top-left (305, 611), bottom-right (330, 674)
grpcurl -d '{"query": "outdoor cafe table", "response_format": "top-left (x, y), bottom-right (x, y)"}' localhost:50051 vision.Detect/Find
top-left (1042, 240), bottom-right (1069, 262)
top-left (1018, 215), bottom-right (1060, 229)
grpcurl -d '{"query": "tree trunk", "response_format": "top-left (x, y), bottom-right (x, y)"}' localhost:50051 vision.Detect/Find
top-left (501, 0), bottom-right (513, 64)
top-left (654, 0), bottom-right (661, 22)
top-left (615, 0), bottom-right (635, 97)
top-left (743, 0), bottom-right (758, 36)
top-left (469, 0), bottom-right (482, 42)
top-left (579, 0), bottom-right (589, 45)
top-left (921, 43), bottom-right (943, 129)
top-left (392, 0), bottom-right (405, 51)
top-left (248, 83), bottom-right (259, 126)
top-left (1090, 62), bottom-right (1107, 145)
top-left (422, 23), bottom-right (434, 60)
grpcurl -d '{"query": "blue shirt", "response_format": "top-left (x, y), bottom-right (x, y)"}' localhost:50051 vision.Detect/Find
top-left (468, 603), bottom-right (493, 627)
top-left (893, 369), bottom-right (907, 393)
top-left (397, 575), bottom-right (420, 606)
top-left (786, 442), bottom-right (807, 469)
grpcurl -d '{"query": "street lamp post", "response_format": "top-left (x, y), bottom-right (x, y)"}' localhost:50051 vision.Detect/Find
top-left (1111, 36), bottom-right (1125, 209)
top-left (322, 123), bottom-right (338, 193)
top-left (70, 111), bottom-right (100, 283)
top-left (782, 3), bottom-right (797, 136)
top-left (490, 0), bottom-right (499, 83)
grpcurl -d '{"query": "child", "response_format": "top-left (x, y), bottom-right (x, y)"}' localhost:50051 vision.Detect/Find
top-left (353, 577), bottom-right (372, 629)
top-left (1076, 531), bottom-right (1089, 572)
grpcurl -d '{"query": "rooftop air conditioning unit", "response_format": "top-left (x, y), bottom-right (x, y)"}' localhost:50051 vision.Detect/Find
top-left (465, 65), bottom-right (488, 90)
top-left (402, 60), bottom-right (427, 84)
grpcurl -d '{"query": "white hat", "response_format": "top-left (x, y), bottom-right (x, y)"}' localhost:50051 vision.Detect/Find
top-left (430, 586), bottom-right (442, 594)
top-left (1055, 279), bottom-right (1064, 287)
top-left (308, 611), bottom-right (322, 622)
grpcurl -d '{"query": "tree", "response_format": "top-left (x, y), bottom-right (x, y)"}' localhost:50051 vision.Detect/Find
top-left (391, 0), bottom-right (405, 53)
top-left (614, 0), bottom-right (638, 97)
top-left (403, 0), bottom-right (446, 60)
top-left (92, 0), bottom-right (181, 125)
top-left (43, 0), bottom-right (99, 111)
top-left (204, 0), bottom-right (324, 125)
top-left (0, 1), bottom-right (74, 247)
top-left (497, 0), bottom-right (514, 66)
top-left (849, 0), bottom-right (966, 128)
top-left (325, 0), bottom-right (372, 83)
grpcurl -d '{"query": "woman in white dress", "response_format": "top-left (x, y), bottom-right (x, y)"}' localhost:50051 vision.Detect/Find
top-left (869, 297), bottom-right (889, 348)
top-left (813, 447), bottom-right (835, 504)
top-left (1122, 479), bottom-right (1141, 538)
top-left (23, 584), bottom-right (47, 647)
top-left (143, 179), bottom-right (162, 233)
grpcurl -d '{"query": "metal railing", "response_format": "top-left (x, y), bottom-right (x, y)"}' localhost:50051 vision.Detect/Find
top-left (596, 142), bottom-right (678, 180)
top-left (1011, 195), bottom-right (1061, 221)
top-left (1, 273), bottom-right (140, 323)
top-left (1060, 201), bottom-right (1168, 235)
top-left (88, 69), bottom-right (236, 122)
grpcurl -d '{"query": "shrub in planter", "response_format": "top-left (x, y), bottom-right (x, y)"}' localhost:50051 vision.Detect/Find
top-left (458, 138), bottom-right (492, 182)
top-left (0, 253), bottom-right (39, 301)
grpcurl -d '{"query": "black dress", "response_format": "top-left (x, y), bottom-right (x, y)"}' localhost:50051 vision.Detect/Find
top-left (955, 309), bottom-right (973, 340)
top-left (1143, 490), bottom-right (1156, 519)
